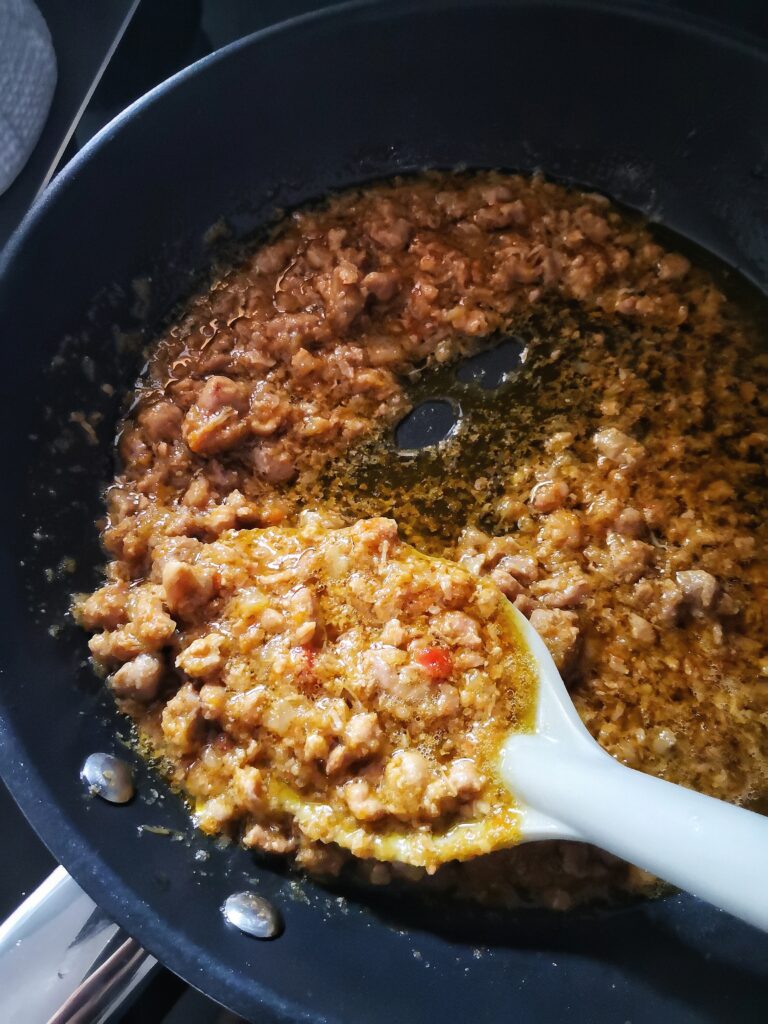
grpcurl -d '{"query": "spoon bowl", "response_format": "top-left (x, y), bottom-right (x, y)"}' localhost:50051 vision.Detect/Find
top-left (175, 526), bottom-right (768, 931)
top-left (267, 544), bottom-right (768, 933)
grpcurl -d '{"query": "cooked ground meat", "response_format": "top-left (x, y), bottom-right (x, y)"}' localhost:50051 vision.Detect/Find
top-left (74, 170), bottom-right (768, 909)
top-left (78, 515), bottom-right (536, 869)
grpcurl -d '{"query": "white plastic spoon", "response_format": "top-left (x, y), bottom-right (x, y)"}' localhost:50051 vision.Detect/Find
top-left (503, 606), bottom-right (768, 932)
top-left (248, 530), bottom-right (768, 930)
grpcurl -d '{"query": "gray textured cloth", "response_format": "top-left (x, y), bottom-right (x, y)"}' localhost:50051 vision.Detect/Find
top-left (0, 0), bottom-right (57, 196)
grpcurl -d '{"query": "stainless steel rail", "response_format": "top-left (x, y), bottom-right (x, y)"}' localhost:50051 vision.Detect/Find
top-left (0, 867), bottom-right (156, 1024)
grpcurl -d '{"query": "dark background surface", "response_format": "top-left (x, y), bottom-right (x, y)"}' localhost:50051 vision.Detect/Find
top-left (1, 2), bottom-right (765, 1021)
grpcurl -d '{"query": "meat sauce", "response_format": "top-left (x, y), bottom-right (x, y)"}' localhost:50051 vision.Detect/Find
top-left (74, 171), bottom-right (768, 908)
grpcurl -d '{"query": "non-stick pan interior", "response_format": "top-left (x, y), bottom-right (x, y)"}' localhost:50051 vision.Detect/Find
top-left (1, 3), bottom-right (767, 1021)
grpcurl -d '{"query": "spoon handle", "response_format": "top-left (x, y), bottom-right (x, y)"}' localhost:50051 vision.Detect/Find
top-left (502, 735), bottom-right (768, 931)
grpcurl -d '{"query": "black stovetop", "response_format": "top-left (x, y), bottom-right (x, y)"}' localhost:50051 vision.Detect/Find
top-left (1, 1), bottom-right (765, 1021)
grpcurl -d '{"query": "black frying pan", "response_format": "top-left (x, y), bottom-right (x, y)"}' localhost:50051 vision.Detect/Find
top-left (1, 2), bottom-right (767, 1021)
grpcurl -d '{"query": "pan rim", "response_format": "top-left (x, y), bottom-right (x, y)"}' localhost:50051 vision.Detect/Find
top-left (2, 0), bottom-right (768, 285)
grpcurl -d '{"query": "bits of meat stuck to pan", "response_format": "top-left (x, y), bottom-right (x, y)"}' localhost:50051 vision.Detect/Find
top-left (222, 892), bottom-right (283, 940)
top-left (81, 753), bottom-right (135, 804)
